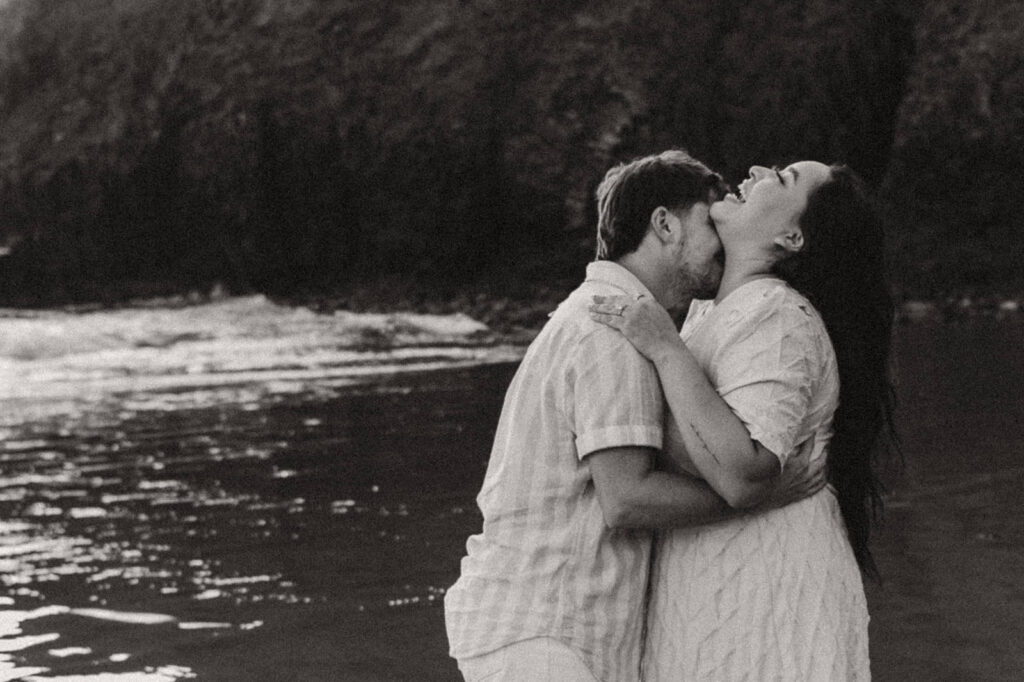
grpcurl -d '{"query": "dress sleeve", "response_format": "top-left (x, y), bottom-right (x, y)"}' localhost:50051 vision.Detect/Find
top-left (680, 299), bottom-right (713, 341)
top-left (712, 300), bottom-right (821, 467)
top-left (570, 327), bottom-right (664, 459)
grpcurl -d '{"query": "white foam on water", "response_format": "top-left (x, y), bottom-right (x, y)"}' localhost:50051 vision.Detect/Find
top-left (68, 609), bottom-right (176, 626)
top-left (0, 296), bottom-right (525, 404)
top-left (48, 647), bottom-right (92, 658)
top-left (0, 633), bottom-right (59, 653)
top-left (22, 671), bottom-right (195, 681)
top-left (175, 622), bottom-right (231, 631)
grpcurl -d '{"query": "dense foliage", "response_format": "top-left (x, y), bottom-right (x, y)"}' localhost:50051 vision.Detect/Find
top-left (883, 1), bottom-right (1024, 298)
top-left (0, 0), bottom-right (1018, 307)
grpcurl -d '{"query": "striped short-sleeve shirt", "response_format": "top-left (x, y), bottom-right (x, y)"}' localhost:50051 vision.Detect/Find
top-left (444, 261), bottom-right (665, 682)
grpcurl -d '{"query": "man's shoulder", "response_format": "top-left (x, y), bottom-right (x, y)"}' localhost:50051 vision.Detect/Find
top-left (551, 284), bottom-right (643, 342)
top-left (536, 285), bottom-right (648, 362)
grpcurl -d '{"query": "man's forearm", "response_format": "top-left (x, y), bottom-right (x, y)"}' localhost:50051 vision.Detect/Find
top-left (609, 469), bottom-right (743, 529)
top-left (589, 445), bottom-right (811, 532)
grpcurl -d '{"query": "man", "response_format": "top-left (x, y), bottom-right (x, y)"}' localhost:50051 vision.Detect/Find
top-left (444, 150), bottom-right (820, 682)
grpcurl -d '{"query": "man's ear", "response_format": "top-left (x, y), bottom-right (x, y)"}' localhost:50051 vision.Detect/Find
top-left (774, 229), bottom-right (804, 253)
top-left (649, 206), bottom-right (674, 244)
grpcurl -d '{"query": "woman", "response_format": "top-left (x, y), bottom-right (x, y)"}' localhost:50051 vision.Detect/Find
top-left (590, 161), bottom-right (897, 679)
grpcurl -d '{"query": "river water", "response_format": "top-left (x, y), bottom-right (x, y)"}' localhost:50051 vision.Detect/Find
top-left (0, 297), bottom-right (1022, 680)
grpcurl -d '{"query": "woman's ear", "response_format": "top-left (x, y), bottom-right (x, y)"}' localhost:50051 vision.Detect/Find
top-left (774, 229), bottom-right (805, 253)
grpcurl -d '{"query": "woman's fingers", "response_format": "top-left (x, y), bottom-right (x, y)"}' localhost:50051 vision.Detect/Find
top-left (590, 295), bottom-right (634, 316)
top-left (590, 303), bottom-right (627, 315)
top-left (591, 295), bottom-right (630, 304)
top-left (589, 311), bottom-right (624, 326)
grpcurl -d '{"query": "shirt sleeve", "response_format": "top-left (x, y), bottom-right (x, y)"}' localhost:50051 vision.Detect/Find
top-left (712, 301), bottom-right (821, 467)
top-left (570, 327), bottom-right (664, 459)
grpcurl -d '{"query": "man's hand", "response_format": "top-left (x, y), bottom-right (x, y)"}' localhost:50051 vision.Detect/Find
top-left (762, 446), bottom-right (828, 510)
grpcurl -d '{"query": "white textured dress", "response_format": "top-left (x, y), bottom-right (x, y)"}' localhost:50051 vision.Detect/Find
top-left (643, 278), bottom-right (870, 681)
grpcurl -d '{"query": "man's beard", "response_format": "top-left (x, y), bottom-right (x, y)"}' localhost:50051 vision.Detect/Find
top-left (690, 277), bottom-right (720, 300)
top-left (677, 261), bottom-right (723, 301)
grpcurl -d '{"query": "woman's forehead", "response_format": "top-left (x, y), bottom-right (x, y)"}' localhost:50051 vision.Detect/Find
top-left (785, 161), bottom-right (831, 187)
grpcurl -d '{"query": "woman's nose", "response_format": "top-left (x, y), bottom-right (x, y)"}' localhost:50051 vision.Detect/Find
top-left (749, 165), bottom-right (769, 180)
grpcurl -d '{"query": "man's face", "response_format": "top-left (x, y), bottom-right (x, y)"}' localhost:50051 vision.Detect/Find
top-left (667, 201), bottom-right (723, 303)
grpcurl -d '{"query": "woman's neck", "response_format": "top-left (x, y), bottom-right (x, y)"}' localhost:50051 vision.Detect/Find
top-left (714, 250), bottom-right (779, 304)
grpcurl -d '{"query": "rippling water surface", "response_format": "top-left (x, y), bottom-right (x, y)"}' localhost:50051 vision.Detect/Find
top-left (1, 299), bottom-right (1022, 680)
top-left (0, 297), bottom-right (516, 681)
top-left (866, 316), bottom-right (1024, 681)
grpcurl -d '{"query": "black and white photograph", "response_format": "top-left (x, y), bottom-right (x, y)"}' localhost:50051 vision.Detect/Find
top-left (1, 1), bottom-right (1022, 680)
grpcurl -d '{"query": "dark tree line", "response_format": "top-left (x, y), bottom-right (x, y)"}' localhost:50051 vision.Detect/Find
top-left (0, 0), bottom-right (1019, 307)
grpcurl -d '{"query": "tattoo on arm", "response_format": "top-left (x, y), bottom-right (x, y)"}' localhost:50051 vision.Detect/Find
top-left (688, 422), bottom-right (723, 465)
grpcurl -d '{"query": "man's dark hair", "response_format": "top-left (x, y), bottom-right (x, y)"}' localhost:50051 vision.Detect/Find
top-left (595, 150), bottom-right (727, 261)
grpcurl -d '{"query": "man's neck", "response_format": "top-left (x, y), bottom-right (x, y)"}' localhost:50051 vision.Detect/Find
top-left (615, 252), bottom-right (673, 308)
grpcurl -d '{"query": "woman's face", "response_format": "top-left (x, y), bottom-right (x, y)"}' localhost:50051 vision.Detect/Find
top-left (710, 160), bottom-right (831, 252)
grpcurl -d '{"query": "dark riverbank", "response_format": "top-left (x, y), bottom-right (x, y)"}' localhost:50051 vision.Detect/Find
top-left (2, 1), bottom-right (1023, 308)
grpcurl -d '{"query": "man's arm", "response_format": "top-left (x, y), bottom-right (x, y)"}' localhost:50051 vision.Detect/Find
top-left (588, 444), bottom-right (826, 530)
top-left (588, 445), bottom-right (735, 529)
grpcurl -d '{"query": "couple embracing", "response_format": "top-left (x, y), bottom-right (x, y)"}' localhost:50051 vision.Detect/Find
top-left (445, 150), bottom-right (896, 681)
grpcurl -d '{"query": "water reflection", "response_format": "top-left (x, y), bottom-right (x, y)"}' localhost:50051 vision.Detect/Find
top-left (3, 299), bottom-right (1019, 679)
top-left (0, 300), bottom-right (520, 678)
top-left (1, 344), bottom-right (512, 680)
top-left (0, 605), bottom-right (201, 680)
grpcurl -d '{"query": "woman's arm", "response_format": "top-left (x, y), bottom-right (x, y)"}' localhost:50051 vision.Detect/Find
top-left (660, 416), bottom-right (701, 477)
top-left (652, 343), bottom-right (784, 507)
top-left (590, 296), bottom-right (783, 508)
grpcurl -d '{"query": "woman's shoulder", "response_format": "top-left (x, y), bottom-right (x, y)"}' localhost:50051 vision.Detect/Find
top-left (742, 278), bottom-right (821, 319)
top-left (717, 278), bottom-right (800, 320)
top-left (716, 279), bottom-right (828, 348)
top-left (770, 281), bottom-right (822, 320)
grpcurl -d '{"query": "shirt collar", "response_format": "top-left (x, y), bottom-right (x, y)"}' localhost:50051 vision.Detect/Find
top-left (584, 260), bottom-right (656, 300)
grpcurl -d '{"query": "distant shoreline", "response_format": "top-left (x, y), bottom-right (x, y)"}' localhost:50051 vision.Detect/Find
top-left (3, 285), bottom-right (1021, 343)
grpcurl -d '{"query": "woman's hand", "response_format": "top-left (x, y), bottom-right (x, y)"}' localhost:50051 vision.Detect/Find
top-left (589, 294), bottom-right (681, 362)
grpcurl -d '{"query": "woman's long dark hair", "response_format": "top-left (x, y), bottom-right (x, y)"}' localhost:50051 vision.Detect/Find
top-left (774, 164), bottom-right (899, 580)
